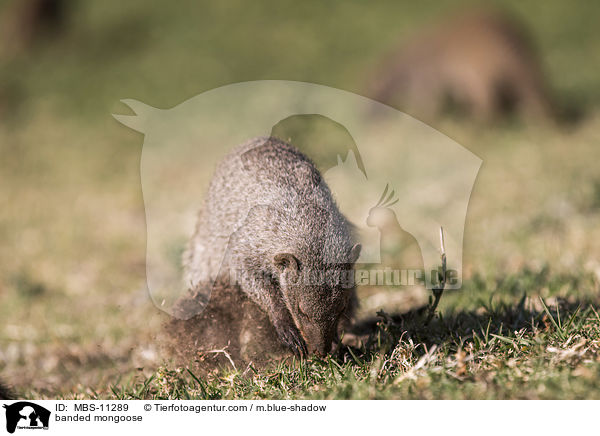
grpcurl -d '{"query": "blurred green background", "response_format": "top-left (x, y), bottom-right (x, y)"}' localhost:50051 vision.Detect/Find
top-left (2, 0), bottom-right (600, 119)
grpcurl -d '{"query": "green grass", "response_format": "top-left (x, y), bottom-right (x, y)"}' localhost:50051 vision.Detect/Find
top-left (51, 269), bottom-right (600, 400)
top-left (1, 0), bottom-right (600, 399)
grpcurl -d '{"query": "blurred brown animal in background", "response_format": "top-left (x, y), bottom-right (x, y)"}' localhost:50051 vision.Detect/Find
top-left (1, 0), bottom-right (66, 57)
top-left (367, 8), bottom-right (556, 122)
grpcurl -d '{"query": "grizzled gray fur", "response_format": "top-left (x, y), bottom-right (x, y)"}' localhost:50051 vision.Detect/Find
top-left (184, 136), bottom-right (361, 356)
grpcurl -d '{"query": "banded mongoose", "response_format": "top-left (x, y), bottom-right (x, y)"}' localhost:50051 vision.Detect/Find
top-left (184, 137), bottom-right (361, 356)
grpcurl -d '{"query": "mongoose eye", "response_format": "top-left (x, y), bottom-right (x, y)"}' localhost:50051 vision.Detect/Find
top-left (273, 253), bottom-right (299, 273)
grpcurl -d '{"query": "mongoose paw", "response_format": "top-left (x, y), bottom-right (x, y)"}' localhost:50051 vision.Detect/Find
top-left (274, 319), bottom-right (307, 358)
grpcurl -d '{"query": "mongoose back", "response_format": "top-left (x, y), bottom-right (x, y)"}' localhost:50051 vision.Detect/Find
top-left (184, 136), bottom-right (361, 356)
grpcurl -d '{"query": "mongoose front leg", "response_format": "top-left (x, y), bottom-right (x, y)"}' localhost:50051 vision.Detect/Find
top-left (270, 303), bottom-right (308, 358)
top-left (259, 281), bottom-right (307, 358)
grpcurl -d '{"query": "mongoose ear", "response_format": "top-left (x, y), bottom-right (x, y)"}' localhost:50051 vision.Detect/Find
top-left (349, 243), bottom-right (362, 263)
top-left (273, 253), bottom-right (299, 274)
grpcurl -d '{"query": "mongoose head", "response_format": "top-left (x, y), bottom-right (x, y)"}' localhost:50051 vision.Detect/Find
top-left (273, 243), bottom-right (361, 356)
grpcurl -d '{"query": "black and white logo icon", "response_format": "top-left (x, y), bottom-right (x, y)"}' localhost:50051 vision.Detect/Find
top-left (2, 402), bottom-right (50, 434)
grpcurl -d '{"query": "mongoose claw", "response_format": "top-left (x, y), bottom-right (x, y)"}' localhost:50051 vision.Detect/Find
top-left (285, 330), bottom-right (308, 358)
top-left (274, 321), bottom-right (308, 358)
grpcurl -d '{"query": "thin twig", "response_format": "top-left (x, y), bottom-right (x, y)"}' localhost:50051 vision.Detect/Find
top-left (206, 344), bottom-right (237, 371)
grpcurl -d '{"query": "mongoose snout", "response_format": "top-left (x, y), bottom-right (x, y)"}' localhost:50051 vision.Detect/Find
top-left (184, 136), bottom-right (361, 357)
top-left (275, 246), bottom-right (361, 356)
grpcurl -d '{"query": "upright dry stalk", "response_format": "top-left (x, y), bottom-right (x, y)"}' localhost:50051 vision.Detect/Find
top-left (426, 227), bottom-right (447, 323)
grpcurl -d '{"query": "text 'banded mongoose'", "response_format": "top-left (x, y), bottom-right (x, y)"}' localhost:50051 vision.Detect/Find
top-left (184, 137), bottom-right (361, 356)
